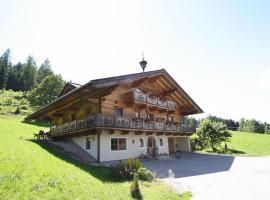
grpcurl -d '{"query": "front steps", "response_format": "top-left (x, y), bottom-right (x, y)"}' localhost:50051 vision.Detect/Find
top-left (42, 138), bottom-right (97, 165)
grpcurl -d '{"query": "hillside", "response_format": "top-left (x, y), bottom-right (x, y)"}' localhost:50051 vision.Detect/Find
top-left (228, 131), bottom-right (270, 156)
top-left (196, 131), bottom-right (270, 156)
top-left (0, 115), bottom-right (190, 200)
top-left (0, 90), bottom-right (34, 115)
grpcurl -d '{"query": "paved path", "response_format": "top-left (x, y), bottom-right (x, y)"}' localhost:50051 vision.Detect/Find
top-left (143, 153), bottom-right (270, 200)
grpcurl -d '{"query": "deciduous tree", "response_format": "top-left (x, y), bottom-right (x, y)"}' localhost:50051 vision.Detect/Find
top-left (196, 119), bottom-right (232, 151)
top-left (28, 74), bottom-right (64, 107)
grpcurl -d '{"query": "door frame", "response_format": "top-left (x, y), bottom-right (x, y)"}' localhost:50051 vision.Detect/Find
top-left (147, 136), bottom-right (156, 156)
top-left (168, 137), bottom-right (175, 154)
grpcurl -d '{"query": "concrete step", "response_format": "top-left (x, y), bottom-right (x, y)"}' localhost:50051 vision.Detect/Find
top-left (43, 139), bottom-right (97, 165)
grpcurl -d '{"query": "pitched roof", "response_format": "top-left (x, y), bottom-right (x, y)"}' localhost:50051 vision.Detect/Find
top-left (27, 69), bottom-right (203, 119)
top-left (58, 82), bottom-right (82, 97)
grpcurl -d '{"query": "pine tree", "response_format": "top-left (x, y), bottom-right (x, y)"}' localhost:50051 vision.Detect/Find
top-left (0, 49), bottom-right (11, 89)
top-left (22, 56), bottom-right (37, 91)
top-left (6, 62), bottom-right (24, 91)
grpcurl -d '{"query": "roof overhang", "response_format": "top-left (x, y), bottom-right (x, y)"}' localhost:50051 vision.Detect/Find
top-left (27, 69), bottom-right (203, 120)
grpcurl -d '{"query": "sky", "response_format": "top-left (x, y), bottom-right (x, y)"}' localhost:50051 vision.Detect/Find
top-left (0, 0), bottom-right (269, 122)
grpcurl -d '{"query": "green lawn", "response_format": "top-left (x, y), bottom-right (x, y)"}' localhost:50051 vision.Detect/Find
top-left (198, 131), bottom-right (270, 156)
top-left (0, 115), bottom-right (190, 200)
top-left (227, 131), bottom-right (270, 156)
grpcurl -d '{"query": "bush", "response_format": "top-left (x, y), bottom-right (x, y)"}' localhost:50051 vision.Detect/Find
top-left (14, 108), bottom-right (21, 114)
top-left (136, 167), bottom-right (154, 181)
top-left (112, 159), bottom-right (143, 180)
top-left (120, 159), bottom-right (143, 171)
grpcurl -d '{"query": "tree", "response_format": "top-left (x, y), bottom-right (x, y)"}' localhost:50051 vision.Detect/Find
top-left (37, 59), bottom-right (53, 84)
top-left (6, 62), bottom-right (24, 91)
top-left (183, 116), bottom-right (199, 127)
top-left (22, 56), bottom-right (37, 91)
top-left (238, 118), bottom-right (266, 134)
top-left (28, 74), bottom-right (64, 107)
top-left (207, 115), bottom-right (238, 131)
top-left (196, 119), bottom-right (232, 151)
top-left (0, 49), bottom-right (11, 89)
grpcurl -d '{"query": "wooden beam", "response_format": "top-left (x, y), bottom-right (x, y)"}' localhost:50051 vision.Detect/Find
top-left (148, 75), bottom-right (161, 83)
top-left (88, 98), bottom-right (99, 104)
top-left (162, 88), bottom-right (177, 96)
top-left (135, 131), bottom-right (143, 135)
top-left (121, 130), bottom-right (129, 135)
top-left (131, 77), bottom-right (148, 87)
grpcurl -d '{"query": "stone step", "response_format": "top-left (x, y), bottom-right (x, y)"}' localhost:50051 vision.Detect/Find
top-left (43, 139), bottom-right (97, 165)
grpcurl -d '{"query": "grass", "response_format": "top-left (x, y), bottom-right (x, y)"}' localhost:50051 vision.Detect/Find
top-left (0, 115), bottom-right (191, 200)
top-left (197, 131), bottom-right (270, 156)
top-left (227, 131), bottom-right (270, 156)
top-left (0, 90), bottom-right (34, 115)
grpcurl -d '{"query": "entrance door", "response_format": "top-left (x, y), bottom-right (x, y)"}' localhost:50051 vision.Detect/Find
top-left (147, 137), bottom-right (156, 156)
top-left (168, 138), bottom-right (175, 154)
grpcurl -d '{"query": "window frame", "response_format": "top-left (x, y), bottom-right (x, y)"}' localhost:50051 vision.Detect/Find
top-left (85, 136), bottom-right (91, 150)
top-left (110, 137), bottom-right (127, 151)
top-left (114, 107), bottom-right (124, 117)
top-left (159, 138), bottom-right (164, 146)
top-left (139, 138), bottom-right (144, 147)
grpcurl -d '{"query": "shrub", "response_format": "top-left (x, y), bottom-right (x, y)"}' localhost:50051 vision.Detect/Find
top-left (120, 159), bottom-right (143, 171)
top-left (136, 167), bottom-right (154, 181)
top-left (20, 105), bottom-right (28, 110)
top-left (3, 97), bottom-right (13, 105)
top-left (14, 108), bottom-right (21, 114)
top-left (112, 159), bottom-right (145, 180)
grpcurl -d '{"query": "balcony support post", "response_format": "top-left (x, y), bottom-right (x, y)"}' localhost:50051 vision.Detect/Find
top-left (97, 131), bottom-right (101, 163)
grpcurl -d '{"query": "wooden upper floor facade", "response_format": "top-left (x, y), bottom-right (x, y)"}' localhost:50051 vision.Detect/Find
top-left (28, 69), bottom-right (203, 138)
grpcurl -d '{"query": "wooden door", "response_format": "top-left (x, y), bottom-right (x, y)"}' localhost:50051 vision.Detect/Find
top-left (147, 137), bottom-right (156, 156)
top-left (168, 138), bottom-right (175, 154)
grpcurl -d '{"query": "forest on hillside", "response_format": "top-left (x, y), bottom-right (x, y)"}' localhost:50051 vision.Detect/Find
top-left (184, 115), bottom-right (270, 134)
top-left (0, 49), bottom-right (65, 109)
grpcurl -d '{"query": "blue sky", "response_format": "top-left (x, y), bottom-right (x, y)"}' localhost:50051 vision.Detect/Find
top-left (0, 0), bottom-right (269, 122)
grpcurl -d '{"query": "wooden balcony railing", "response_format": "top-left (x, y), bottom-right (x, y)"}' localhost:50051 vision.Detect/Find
top-left (133, 90), bottom-right (176, 110)
top-left (50, 114), bottom-right (196, 136)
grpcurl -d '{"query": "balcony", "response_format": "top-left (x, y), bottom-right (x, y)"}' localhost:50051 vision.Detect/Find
top-left (50, 114), bottom-right (196, 137)
top-left (132, 90), bottom-right (176, 110)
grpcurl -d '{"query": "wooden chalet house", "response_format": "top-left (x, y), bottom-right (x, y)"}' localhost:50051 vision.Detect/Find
top-left (28, 67), bottom-right (203, 163)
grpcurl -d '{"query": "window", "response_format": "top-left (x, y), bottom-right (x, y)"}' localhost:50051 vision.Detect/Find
top-left (147, 113), bottom-right (154, 121)
top-left (148, 137), bottom-right (155, 147)
top-left (85, 137), bottom-right (91, 150)
top-left (114, 108), bottom-right (123, 117)
top-left (111, 138), bottom-right (127, 151)
top-left (159, 138), bottom-right (164, 146)
top-left (139, 138), bottom-right (144, 147)
top-left (135, 112), bottom-right (140, 118)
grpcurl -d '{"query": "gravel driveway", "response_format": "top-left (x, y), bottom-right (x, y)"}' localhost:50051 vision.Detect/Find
top-left (143, 153), bottom-right (270, 200)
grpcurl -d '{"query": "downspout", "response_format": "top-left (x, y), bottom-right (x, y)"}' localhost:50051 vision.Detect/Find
top-left (97, 132), bottom-right (101, 163)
